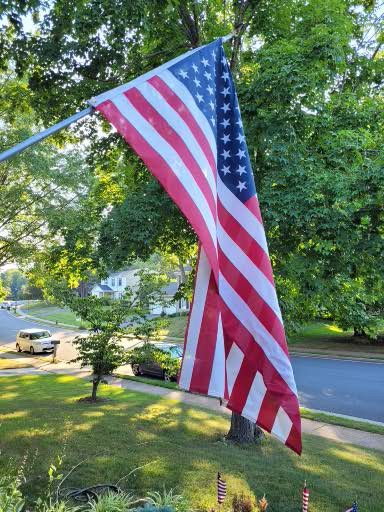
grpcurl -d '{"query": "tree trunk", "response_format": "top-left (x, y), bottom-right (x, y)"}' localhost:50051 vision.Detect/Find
top-left (91, 377), bottom-right (100, 401)
top-left (354, 327), bottom-right (366, 337)
top-left (177, 258), bottom-right (186, 284)
top-left (227, 412), bottom-right (264, 443)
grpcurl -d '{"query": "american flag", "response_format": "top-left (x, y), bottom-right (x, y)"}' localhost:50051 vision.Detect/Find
top-left (345, 501), bottom-right (358, 512)
top-left (90, 38), bottom-right (301, 454)
top-left (302, 482), bottom-right (309, 512)
top-left (217, 472), bottom-right (227, 504)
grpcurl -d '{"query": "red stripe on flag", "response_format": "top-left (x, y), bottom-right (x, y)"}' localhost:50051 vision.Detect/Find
top-left (96, 100), bottom-right (219, 280)
top-left (226, 355), bottom-right (260, 415)
top-left (218, 249), bottom-right (288, 355)
top-left (218, 202), bottom-right (274, 284)
top-left (148, 75), bottom-right (217, 178)
top-left (190, 272), bottom-right (220, 393)
top-left (257, 391), bottom-right (281, 432)
top-left (124, 88), bottom-right (217, 219)
top-left (244, 195), bottom-right (263, 224)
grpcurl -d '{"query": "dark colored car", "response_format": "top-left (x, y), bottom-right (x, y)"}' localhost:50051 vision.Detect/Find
top-left (131, 343), bottom-right (183, 381)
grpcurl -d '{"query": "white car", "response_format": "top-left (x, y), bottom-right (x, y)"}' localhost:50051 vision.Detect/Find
top-left (16, 328), bottom-right (55, 354)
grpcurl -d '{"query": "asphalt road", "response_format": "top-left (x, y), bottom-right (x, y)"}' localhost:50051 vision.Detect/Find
top-left (0, 308), bottom-right (78, 360)
top-left (1, 309), bottom-right (383, 422)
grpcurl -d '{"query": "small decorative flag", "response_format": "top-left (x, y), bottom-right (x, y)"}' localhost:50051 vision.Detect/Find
top-left (258, 495), bottom-right (268, 511)
top-left (345, 501), bottom-right (358, 512)
top-left (302, 481), bottom-right (309, 512)
top-left (217, 472), bottom-right (227, 505)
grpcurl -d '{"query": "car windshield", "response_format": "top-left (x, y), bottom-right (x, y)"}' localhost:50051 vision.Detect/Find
top-left (30, 331), bottom-right (50, 340)
top-left (169, 346), bottom-right (183, 357)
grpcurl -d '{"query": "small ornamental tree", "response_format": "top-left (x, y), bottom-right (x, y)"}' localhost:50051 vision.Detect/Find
top-left (62, 268), bottom-right (170, 400)
top-left (69, 296), bottom-right (128, 401)
top-left (131, 317), bottom-right (170, 344)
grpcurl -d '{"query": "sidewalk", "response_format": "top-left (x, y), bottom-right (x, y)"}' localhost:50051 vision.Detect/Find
top-left (1, 363), bottom-right (384, 453)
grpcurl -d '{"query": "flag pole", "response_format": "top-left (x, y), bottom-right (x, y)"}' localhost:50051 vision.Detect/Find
top-left (0, 32), bottom-right (237, 164)
top-left (0, 106), bottom-right (94, 163)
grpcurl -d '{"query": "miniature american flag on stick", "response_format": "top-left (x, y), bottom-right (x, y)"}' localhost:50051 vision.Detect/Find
top-left (217, 473), bottom-right (227, 504)
top-left (345, 501), bottom-right (358, 512)
top-left (91, 37), bottom-right (301, 454)
top-left (302, 481), bottom-right (309, 512)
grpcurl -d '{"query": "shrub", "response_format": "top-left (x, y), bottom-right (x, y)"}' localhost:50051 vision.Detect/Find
top-left (88, 491), bottom-right (137, 512)
top-left (0, 475), bottom-right (24, 512)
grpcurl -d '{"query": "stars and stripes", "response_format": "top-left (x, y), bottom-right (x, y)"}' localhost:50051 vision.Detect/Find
top-left (302, 482), bottom-right (309, 512)
top-left (217, 473), bottom-right (227, 504)
top-left (90, 38), bottom-right (301, 454)
top-left (345, 501), bottom-right (358, 512)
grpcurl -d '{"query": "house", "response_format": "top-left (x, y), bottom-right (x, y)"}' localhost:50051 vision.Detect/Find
top-left (90, 268), bottom-right (190, 315)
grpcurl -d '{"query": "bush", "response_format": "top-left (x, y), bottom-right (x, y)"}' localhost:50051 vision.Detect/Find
top-left (0, 475), bottom-right (24, 512)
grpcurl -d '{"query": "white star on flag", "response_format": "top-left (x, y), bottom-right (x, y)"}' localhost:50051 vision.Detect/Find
top-left (236, 181), bottom-right (247, 191)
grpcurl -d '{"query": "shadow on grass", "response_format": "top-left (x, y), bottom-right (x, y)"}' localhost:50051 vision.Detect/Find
top-left (0, 374), bottom-right (383, 512)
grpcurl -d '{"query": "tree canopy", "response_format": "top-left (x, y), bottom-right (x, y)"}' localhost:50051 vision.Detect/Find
top-left (1, 0), bottom-right (383, 334)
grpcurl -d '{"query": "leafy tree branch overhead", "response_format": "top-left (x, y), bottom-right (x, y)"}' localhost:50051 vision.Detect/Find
top-left (0, 0), bottom-right (383, 336)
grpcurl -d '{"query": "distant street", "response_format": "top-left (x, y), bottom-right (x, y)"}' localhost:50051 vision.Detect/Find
top-left (1, 308), bottom-right (384, 423)
top-left (0, 308), bottom-right (78, 360)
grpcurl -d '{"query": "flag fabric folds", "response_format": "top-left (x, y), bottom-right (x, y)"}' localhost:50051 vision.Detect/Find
top-left (90, 38), bottom-right (301, 454)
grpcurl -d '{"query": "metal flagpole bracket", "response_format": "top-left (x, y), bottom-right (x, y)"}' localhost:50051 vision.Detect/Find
top-left (0, 106), bottom-right (94, 163)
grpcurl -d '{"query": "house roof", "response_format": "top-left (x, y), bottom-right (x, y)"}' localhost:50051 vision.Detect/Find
top-left (97, 284), bottom-right (114, 291)
top-left (163, 281), bottom-right (179, 296)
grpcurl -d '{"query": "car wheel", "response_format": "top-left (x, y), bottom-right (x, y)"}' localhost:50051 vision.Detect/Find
top-left (132, 364), bottom-right (141, 376)
top-left (16, 343), bottom-right (21, 353)
top-left (163, 371), bottom-right (171, 382)
top-left (30, 346), bottom-right (35, 355)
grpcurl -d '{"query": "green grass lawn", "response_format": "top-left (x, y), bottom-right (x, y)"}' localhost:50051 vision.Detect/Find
top-left (20, 301), bottom-right (89, 328)
top-left (288, 322), bottom-right (384, 355)
top-left (116, 375), bottom-right (384, 436)
top-left (0, 358), bottom-right (31, 369)
top-left (0, 375), bottom-right (383, 511)
top-left (160, 315), bottom-right (188, 339)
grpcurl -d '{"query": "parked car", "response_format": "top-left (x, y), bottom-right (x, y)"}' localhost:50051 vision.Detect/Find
top-left (1, 301), bottom-right (12, 309)
top-left (131, 343), bottom-right (183, 381)
top-left (16, 328), bottom-right (56, 354)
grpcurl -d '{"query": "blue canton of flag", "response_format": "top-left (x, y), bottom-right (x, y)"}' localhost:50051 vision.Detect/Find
top-left (169, 39), bottom-right (256, 203)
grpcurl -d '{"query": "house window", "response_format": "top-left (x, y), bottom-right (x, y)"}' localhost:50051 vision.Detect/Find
top-left (111, 278), bottom-right (115, 287)
top-left (118, 278), bottom-right (122, 286)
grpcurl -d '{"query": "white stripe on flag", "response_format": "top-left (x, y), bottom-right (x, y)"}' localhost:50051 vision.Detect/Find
top-left (160, 70), bottom-right (217, 161)
top-left (208, 314), bottom-right (225, 397)
top-left (271, 407), bottom-right (293, 443)
top-left (112, 94), bottom-right (218, 250)
top-left (178, 248), bottom-right (211, 390)
top-left (219, 273), bottom-right (298, 395)
top-left (226, 342), bottom-right (244, 396)
top-left (242, 371), bottom-right (267, 421)
top-left (137, 81), bottom-right (217, 200)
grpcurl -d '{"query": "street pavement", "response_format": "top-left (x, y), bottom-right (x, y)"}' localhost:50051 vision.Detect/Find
top-left (1, 308), bottom-right (384, 423)
top-left (0, 308), bottom-right (78, 360)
